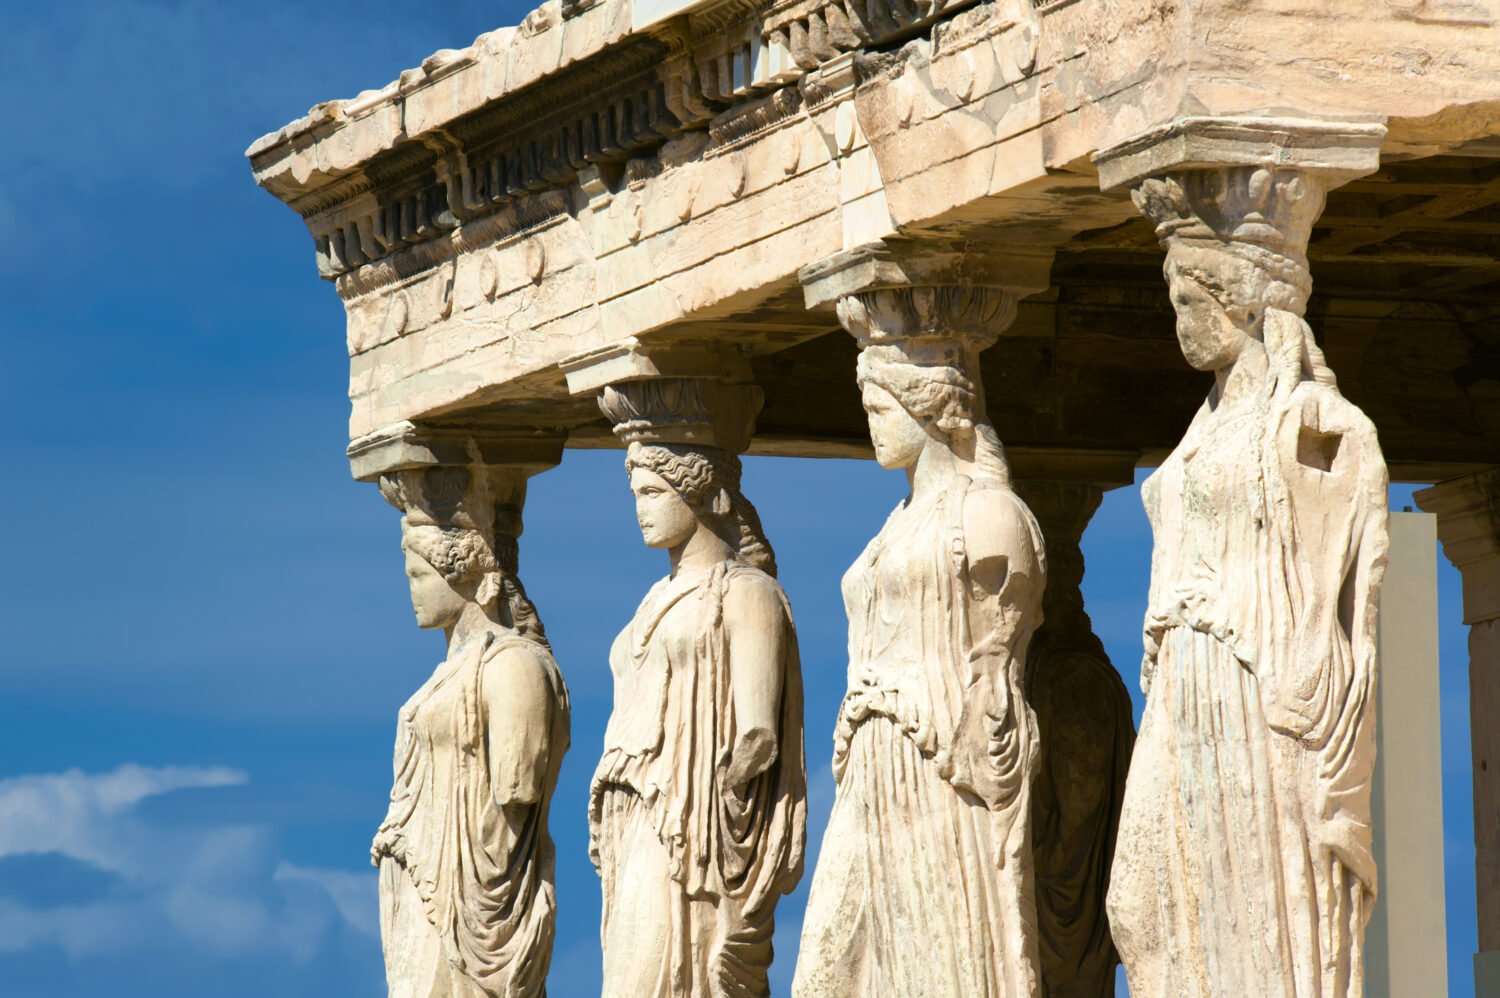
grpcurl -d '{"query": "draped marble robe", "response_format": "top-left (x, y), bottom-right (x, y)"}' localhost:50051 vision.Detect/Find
top-left (1107, 310), bottom-right (1388, 997)
top-left (795, 474), bottom-right (1046, 998)
top-left (589, 558), bottom-right (806, 998)
top-left (373, 629), bottom-right (570, 998)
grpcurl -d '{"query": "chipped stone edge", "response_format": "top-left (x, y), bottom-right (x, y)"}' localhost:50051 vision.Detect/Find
top-left (1093, 116), bottom-right (1389, 191)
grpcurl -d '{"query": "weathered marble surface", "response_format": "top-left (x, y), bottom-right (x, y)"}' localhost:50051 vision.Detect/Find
top-left (794, 283), bottom-right (1046, 997)
top-left (372, 463), bottom-right (570, 998)
top-left (242, 0), bottom-right (1500, 987)
top-left (246, 0), bottom-right (1500, 447)
top-left (1103, 146), bottom-right (1389, 997)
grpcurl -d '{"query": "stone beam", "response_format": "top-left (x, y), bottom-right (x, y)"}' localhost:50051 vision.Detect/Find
top-left (248, 0), bottom-right (1500, 449)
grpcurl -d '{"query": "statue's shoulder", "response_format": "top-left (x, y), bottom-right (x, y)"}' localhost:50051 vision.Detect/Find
top-left (722, 562), bottom-right (793, 614)
top-left (1283, 380), bottom-right (1386, 485)
top-left (479, 631), bottom-right (556, 675)
top-left (479, 634), bottom-right (564, 715)
top-left (961, 481), bottom-right (1042, 566)
top-left (961, 479), bottom-right (1031, 517)
top-left (723, 559), bottom-right (783, 588)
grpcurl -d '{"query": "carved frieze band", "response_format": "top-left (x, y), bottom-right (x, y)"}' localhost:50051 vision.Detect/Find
top-left (297, 0), bottom-right (1045, 281)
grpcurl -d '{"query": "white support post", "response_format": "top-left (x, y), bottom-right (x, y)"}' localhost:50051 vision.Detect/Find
top-left (1366, 511), bottom-right (1449, 998)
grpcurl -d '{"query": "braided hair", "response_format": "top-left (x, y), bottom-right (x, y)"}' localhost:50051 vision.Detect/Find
top-left (625, 442), bottom-right (777, 577)
top-left (402, 522), bottom-right (550, 648)
top-left (857, 346), bottom-right (1011, 487)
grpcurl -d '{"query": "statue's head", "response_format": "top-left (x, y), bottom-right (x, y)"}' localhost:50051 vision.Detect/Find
top-left (598, 377), bottom-right (776, 575)
top-left (855, 343), bottom-right (985, 470)
top-left (835, 285), bottom-right (1010, 480)
top-left (379, 464), bottom-right (547, 644)
top-left (1134, 167), bottom-right (1319, 373)
top-left (400, 522), bottom-right (499, 630)
top-left (624, 443), bottom-right (731, 548)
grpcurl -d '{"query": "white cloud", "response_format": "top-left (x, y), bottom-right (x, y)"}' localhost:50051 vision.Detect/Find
top-left (0, 764), bottom-right (377, 967)
top-left (0, 764), bottom-right (244, 865)
top-left (275, 862), bottom-right (379, 938)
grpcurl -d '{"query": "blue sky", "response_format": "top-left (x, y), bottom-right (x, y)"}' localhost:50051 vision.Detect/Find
top-left (0, 2), bottom-right (1479, 995)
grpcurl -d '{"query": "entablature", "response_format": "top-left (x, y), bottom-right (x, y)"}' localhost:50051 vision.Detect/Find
top-left (248, 0), bottom-right (1500, 482)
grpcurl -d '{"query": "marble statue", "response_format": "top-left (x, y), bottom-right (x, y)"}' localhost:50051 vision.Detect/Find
top-left (795, 286), bottom-right (1047, 998)
top-left (1017, 481), bottom-right (1135, 998)
top-left (589, 380), bottom-right (806, 998)
top-left (1106, 167), bottom-right (1389, 997)
top-left (371, 464), bottom-right (570, 998)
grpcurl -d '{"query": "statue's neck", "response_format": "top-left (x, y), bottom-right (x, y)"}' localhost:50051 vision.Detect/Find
top-left (445, 601), bottom-right (500, 648)
top-left (669, 523), bottom-right (735, 578)
top-left (909, 434), bottom-right (964, 500)
top-left (1212, 338), bottom-right (1270, 410)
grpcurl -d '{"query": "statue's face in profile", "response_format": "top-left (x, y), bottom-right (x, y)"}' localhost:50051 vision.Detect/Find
top-left (404, 546), bottom-right (466, 630)
top-left (861, 381), bottom-right (926, 470)
top-left (1164, 251), bottom-right (1257, 373)
top-left (630, 467), bottom-right (699, 550)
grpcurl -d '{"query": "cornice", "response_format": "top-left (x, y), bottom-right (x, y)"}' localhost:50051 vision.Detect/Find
top-left (249, 0), bottom-right (1025, 285)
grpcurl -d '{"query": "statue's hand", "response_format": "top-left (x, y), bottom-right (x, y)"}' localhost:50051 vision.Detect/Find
top-left (726, 726), bottom-right (778, 791)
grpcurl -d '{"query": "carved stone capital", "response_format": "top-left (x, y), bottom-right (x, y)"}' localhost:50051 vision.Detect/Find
top-left (802, 241), bottom-right (1049, 386)
top-left (799, 238), bottom-right (1052, 311)
top-left (1416, 467), bottom-right (1500, 624)
top-left (561, 338), bottom-right (763, 453)
top-left (598, 376), bottom-right (764, 453)
top-left (1096, 117), bottom-right (1387, 321)
top-left (348, 420), bottom-right (564, 541)
top-left (347, 420), bottom-right (564, 482)
top-left (834, 285), bottom-right (1018, 353)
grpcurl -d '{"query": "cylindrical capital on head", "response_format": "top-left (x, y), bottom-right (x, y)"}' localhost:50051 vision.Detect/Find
top-left (835, 284), bottom-right (1018, 354)
top-left (379, 464), bottom-right (528, 539)
top-left (1131, 167), bottom-right (1323, 313)
top-left (353, 421), bottom-right (559, 547)
top-left (598, 376), bottom-right (764, 455)
top-left (1094, 116), bottom-right (1385, 322)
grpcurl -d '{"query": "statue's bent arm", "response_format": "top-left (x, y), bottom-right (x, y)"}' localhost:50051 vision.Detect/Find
top-left (481, 643), bottom-right (555, 807)
top-left (963, 487), bottom-right (1042, 624)
top-left (722, 574), bottom-right (787, 789)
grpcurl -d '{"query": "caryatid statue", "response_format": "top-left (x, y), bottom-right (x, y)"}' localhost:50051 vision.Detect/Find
top-left (795, 281), bottom-right (1048, 998)
top-left (369, 444), bottom-right (570, 998)
top-left (587, 376), bottom-right (807, 998)
top-left (1015, 479), bottom-right (1135, 998)
top-left (1100, 132), bottom-right (1389, 997)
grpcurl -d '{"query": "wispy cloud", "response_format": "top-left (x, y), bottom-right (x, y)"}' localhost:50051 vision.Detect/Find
top-left (275, 862), bottom-right (379, 938)
top-left (0, 764), bottom-right (244, 864)
top-left (0, 764), bottom-right (378, 976)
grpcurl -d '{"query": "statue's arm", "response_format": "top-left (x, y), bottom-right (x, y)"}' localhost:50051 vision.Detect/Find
top-left (722, 576), bottom-right (788, 789)
top-left (956, 488), bottom-right (1042, 804)
top-left (481, 644), bottom-right (555, 806)
top-left (1264, 387), bottom-right (1388, 741)
top-left (962, 488), bottom-right (1042, 618)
